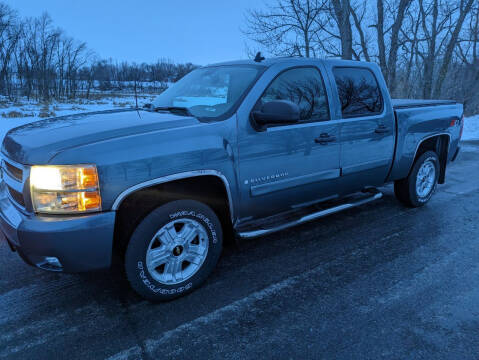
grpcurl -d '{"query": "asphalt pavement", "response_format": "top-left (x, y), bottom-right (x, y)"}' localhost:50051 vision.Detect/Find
top-left (1, 142), bottom-right (478, 360)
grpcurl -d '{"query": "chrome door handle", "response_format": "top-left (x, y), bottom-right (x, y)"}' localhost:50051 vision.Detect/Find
top-left (315, 133), bottom-right (336, 144)
top-left (375, 125), bottom-right (389, 134)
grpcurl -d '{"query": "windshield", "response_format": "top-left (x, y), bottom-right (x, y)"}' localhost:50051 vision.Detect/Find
top-left (152, 65), bottom-right (262, 119)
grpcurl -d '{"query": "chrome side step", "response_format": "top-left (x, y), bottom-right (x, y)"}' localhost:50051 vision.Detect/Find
top-left (237, 191), bottom-right (383, 239)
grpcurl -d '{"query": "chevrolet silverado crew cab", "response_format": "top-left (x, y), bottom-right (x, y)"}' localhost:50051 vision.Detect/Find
top-left (0, 57), bottom-right (463, 301)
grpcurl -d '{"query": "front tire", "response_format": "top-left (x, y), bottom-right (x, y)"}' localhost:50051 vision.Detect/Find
top-left (125, 200), bottom-right (223, 302)
top-left (394, 150), bottom-right (440, 207)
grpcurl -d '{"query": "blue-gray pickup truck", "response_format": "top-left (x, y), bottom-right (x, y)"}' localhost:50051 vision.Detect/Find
top-left (0, 57), bottom-right (463, 301)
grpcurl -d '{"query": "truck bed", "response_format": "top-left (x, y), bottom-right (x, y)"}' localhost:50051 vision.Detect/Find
top-left (388, 99), bottom-right (462, 183)
top-left (392, 99), bottom-right (456, 109)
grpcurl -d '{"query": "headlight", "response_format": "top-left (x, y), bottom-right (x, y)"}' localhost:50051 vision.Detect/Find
top-left (30, 165), bottom-right (101, 213)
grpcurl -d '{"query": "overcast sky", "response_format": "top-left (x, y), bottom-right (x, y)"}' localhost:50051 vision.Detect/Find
top-left (6, 0), bottom-right (263, 65)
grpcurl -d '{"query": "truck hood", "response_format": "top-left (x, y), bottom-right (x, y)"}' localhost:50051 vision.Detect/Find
top-left (2, 109), bottom-right (201, 164)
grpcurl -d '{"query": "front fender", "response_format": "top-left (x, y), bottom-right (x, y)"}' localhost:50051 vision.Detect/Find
top-left (48, 116), bottom-right (240, 218)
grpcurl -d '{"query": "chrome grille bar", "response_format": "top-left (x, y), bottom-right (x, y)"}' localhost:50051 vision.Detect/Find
top-left (1, 155), bottom-right (27, 210)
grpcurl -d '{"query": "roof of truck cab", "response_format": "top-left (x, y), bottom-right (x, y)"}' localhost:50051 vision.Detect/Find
top-left (207, 57), bottom-right (376, 68)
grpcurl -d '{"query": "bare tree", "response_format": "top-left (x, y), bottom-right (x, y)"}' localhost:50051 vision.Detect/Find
top-left (418, 0), bottom-right (440, 99)
top-left (386, 0), bottom-right (412, 92)
top-left (0, 1), bottom-right (199, 101)
top-left (375, 0), bottom-right (412, 92)
top-left (243, 0), bottom-right (328, 57)
top-left (397, 3), bottom-right (422, 96)
top-left (1, 0), bottom-right (478, 115)
top-left (0, 3), bottom-right (20, 97)
top-left (433, 0), bottom-right (475, 98)
top-left (331, 0), bottom-right (353, 59)
top-left (456, 1), bottom-right (478, 65)
top-left (350, 2), bottom-right (370, 61)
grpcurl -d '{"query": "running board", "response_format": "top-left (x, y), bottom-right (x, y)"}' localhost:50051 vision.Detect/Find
top-left (236, 191), bottom-right (383, 239)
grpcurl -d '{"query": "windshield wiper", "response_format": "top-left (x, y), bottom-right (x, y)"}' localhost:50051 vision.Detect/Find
top-left (153, 106), bottom-right (193, 116)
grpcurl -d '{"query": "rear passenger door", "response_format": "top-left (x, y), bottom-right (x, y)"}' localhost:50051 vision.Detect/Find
top-left (330, 66), bottom-right (395, 193)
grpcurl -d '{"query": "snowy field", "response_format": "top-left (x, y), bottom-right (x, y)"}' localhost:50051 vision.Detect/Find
top-left (0, 95), bottom-right (155, 140)
top-left (0, 96), bottom-right (478, 142)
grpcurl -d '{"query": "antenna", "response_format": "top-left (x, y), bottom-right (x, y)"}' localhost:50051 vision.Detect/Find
top-left (134, 79), bottom-right (138, 109)
top-left (254, 52), bottom-right (265, 63)
top-left (134, 76), bottom-right (141, 118)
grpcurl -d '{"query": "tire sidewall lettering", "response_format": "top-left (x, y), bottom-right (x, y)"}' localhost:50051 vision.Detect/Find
top-left (126, 200), bottom-right (224, 301)
top-left (136, 209), bottom-right (218, 295)
top-left (137, 261), bottom-right (192, 295)
top-left (169, 210), bottom-right (218, 244)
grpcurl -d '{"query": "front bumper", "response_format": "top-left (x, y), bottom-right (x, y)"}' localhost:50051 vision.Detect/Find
top-left (0, 182), bottom-right (115, 272)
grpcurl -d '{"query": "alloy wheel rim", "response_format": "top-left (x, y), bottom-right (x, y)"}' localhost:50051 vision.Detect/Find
top-left (146, 218), bottom-right (209, 285)
top-left (416, 159), bottom-right (436, 198)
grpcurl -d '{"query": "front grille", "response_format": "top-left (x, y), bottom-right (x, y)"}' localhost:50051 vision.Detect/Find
top-left (7, 185), bottom-right (25, 206)
top-left (1, 156), bottom-right (27, 209)
top-left (4, 161), bottom-right (23, 181)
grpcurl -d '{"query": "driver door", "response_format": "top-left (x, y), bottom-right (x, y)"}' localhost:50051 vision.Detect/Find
top-left (236, 66), bottom-right (340, 221)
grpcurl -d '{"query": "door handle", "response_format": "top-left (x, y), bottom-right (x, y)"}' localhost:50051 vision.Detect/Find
top-left (315, 133), bottom-right (336, 145)
top-left (374, 125), bottom-right (389, 134)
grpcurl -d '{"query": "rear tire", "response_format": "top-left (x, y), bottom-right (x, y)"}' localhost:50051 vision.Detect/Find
top-left (394, 151), bottom-right (439, 207)
top-left (125, 200), bottom-right (223, 302)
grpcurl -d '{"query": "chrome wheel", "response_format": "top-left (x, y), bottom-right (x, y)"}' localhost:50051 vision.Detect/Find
top-left (146, 218), bottom-right (209, 285)
top-left (416, 159), bottom-right (436, 198)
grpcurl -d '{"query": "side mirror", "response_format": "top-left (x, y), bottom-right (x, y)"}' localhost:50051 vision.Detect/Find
top-left (252, 100), bottom-right (300, 127)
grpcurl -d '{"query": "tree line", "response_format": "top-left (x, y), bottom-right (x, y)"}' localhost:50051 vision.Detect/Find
top-left (0, 2), bottom-right (196, 101)
top-left (244, 0), bottom-right (479, 115)
top-left (1, 1), bottom-right (478, 115)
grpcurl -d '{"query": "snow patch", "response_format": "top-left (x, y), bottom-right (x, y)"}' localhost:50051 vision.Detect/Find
top-left (462, 115), bottom-right (479, 141)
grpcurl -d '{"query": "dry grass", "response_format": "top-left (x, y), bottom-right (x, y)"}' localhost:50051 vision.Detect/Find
top-left (38, 105), bottom-right (56, 118)
top-left (68, 105), bottom-right (86, 111)
top-left (1, 110), bottom-right (34, 118)
top-left (113, 101), bottom-right (132, 107)
top-left (38, 111), bottom-right (56, 118)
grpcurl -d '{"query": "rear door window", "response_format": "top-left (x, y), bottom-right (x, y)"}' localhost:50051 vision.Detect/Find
top-left (333, 67), bottom-right (383, 118)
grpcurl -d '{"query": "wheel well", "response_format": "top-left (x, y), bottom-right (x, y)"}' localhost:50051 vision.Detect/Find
top-left (113, 176), bottom-right (233, 256)
top-left (414, 135), bottom-right (450, 184)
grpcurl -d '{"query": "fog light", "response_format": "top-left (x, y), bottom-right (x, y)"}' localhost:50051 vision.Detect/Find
top-left (45, 257), bottom-right (62, 268)
top-left (37, 256), bottom-right (63, 271)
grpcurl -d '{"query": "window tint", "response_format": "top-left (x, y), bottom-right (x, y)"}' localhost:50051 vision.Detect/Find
top-left (333, 67), bottom-right (383, 118)
top-left (260, 67), bottom-right (329, 122)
